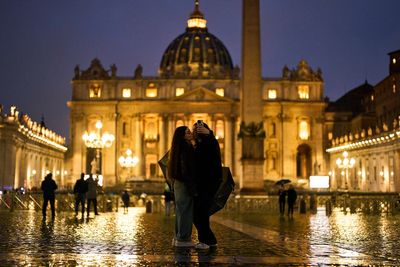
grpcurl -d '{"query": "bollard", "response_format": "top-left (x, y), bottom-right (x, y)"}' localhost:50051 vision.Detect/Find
top-left (145, 200), bottom-right (152, 213)
top-left (299, 198), bottom-right (306, 214)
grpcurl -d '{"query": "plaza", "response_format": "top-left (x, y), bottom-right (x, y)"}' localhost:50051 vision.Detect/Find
top-left (1, 204), bottom-right (400, 266)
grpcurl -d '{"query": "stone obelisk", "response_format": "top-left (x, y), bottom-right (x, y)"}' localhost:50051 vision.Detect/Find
top-left (239, 0), bottom-right (265, 194)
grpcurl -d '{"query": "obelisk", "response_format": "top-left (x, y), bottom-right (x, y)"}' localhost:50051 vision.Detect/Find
top-left (239, 0), bottom-right (265, 193)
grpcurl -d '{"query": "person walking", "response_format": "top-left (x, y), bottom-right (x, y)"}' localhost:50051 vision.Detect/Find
top-left (41, 173), bottom-right (58, 220)
top-left (86, 174), bottom-right (99, 216)
top-left (278, 184), bottom-right (286, 216)
top-left (121, 190), bottom-right (130, 213)
top-left (192, 121), bottom-right (222, 250)
top-left (73, 173), bottom-right (88, 217)
top-left (168, 126), bottom-right (196, 247)
top-left (287, 185), bottom-right (297, 217)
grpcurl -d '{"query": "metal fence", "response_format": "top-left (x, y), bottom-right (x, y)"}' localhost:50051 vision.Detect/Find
top-left (1, 191), bottom-right (400, 215)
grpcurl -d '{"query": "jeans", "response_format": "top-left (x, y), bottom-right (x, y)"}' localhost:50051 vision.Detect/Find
top-left (174, 180), bottom-right (193, 242)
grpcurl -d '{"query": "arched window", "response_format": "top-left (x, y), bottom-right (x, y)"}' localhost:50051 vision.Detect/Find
top-left (299, 120), bottom-right (310, 140)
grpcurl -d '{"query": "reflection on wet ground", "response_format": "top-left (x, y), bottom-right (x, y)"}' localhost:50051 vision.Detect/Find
top-left (0, 207), bottom-right (399, 266)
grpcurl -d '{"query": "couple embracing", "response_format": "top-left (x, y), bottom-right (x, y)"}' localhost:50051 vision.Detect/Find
top-left (168, 120), bottom-right (222, 250)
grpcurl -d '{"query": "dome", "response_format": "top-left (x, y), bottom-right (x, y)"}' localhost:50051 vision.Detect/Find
top-left (159, 1), bottom-right (236, 79)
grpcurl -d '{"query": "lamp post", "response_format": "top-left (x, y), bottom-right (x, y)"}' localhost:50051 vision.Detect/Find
top-left (82, 120), bottom-right (115, 175)
top-left (335, 151), bottom-right (355, 191)
top-left (119, 149), bottom-right (139, 179)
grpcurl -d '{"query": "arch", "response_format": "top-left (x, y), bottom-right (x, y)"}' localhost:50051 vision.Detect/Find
top-left (296, 144), bottom-right (312, 179)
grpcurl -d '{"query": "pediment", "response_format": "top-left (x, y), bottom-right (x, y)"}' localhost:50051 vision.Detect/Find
top-left (172, 87), bottom-right (232, 102)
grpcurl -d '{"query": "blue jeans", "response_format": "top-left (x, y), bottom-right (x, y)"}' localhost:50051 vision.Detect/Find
top-left (174, 180), bottom-right (193, 242)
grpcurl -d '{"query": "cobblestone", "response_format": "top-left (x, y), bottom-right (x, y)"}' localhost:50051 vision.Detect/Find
top-left (0, 208), bottom-right (399, 266)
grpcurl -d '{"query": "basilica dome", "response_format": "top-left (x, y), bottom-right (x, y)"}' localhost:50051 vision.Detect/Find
top-left (159, 1), bottom-right (237, 79)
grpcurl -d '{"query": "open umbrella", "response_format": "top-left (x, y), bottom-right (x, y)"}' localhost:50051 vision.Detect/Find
top-left (209, 166), bottom-right (235, 215)
top-left (158, 151), bottom-right (173, 189)
top-left (275, 179), bottom-right (291, 186)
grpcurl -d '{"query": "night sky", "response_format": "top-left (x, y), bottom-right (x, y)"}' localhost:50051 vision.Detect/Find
top-left (1, 0), bottom-right (399, 139)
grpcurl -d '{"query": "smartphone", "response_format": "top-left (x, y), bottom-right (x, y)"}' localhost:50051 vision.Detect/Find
top-left (197, 120), bottom-right (203, 126)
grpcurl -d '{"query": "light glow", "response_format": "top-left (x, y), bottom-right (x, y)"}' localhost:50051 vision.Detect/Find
top-left (309, 175), bottom-right (330, 188)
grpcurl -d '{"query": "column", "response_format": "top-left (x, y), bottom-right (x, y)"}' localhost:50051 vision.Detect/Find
top-left (135, 114), bottom-right (144, 177)
top-left (239, 0), bottom-right (265, 194)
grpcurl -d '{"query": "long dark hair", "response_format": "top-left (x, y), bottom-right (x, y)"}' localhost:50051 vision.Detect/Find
top-left (168, 126), bottom-right (189, 181)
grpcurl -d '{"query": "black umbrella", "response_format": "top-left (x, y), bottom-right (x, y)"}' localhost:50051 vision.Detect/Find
top-left (158, 151), bottom-right (235, 215)
top-left (209, 166), bottom-right (235, 215)
top-left (158, 151), bottom-right (173, 189)
top-left (275, 179), bottom-right (291, 185)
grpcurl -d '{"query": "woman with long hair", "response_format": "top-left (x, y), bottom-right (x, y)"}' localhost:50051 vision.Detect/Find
top-left (168, 126), bottom-right (196, 247)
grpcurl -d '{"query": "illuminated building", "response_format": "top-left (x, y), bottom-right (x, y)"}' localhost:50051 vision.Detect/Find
top-left (326, 49), bottom-right (400, 192)
top-left (0, 105), bottom-right (67, 190)
top-left (66, 1), bottom-right (325, 189)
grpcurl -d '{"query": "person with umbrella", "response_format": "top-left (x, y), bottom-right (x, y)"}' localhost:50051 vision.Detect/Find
top-left (192, 121), bottom-right (222, 250)
top-left (167, 126), bottom-right (196, 247)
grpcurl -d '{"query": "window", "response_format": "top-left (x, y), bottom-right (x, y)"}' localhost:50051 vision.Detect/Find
top-left (393, 58), bottom-right (397, 64)
top-left (299, 120), bottom-right (310, 140)
top-left (122, 88), bottom-right (131, 98)
top-left (215, 88), bottom-right (224, 97)
top-left (393, 84), bottom-right (396, 93)
top-left (89, 84), bottom-right (101, 98)
top-left (268, 89), bottom-right (277, 99)
top-left (215, 120), bottom-right (224, 139)
top-left (175, 88), bottom-right (185, 96)
top-left (146, 83), bottom-right (157, 98)
top-left (297, 85), bottom-right (309, 99)
top-left (270, 122), bottom-right (276, 137)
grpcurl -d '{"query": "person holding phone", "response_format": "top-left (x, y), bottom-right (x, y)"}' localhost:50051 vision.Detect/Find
top-left (192, 120), bottom-right (222, 249)
top-left (168, 126), bottom-right (196, 247)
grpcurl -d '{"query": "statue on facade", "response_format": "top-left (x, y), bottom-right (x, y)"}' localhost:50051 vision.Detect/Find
top-left (282, 65), bottom-right (290, 79)
top-left (91, 158), bottom-right (98, 174)
top-left (74, 65), bottom-right (80, 79)
top-left (110, 64), bottom-right (117, 78)
top-left (134, 64), bottom-right (143, 79)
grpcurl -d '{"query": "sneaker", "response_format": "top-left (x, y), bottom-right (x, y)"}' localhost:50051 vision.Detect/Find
top-left (195, 242), bottom-right (210, 250)
top-left (209, 243), bottom-right (217, 248)
top-left (172, 238), bottom-right (194, 247)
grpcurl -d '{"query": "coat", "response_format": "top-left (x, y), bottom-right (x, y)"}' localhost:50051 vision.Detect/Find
top-left (194, 134), bottom-right (222, 198)
top-left (41, 176), bottom-right (58, 199)
top-left (73, 178), bottom-right (88, 195)
top-left (86, 177), bottom-right (98, 199)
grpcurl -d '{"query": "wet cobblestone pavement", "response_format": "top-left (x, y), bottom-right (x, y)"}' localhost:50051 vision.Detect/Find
top-left (0, 208), bottom-right (400, 266)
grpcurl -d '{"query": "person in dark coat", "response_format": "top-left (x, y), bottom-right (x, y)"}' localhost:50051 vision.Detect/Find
top-left (192, 121), bottom-right (222, 250)
top-left (41, 173), bottom-right (58, 219)
top-left (278, 184), bottom-right (286, 215)
top-left (287, 185), bottom-right (297, 217)
top-left (73, 173), bottom-right (88, 217)
top-left (86, 174), bottom-right (99, 216)
top-left (168, 126), bottom-right (196, 247)
top-left (121, 190), bottom-right (130, 213)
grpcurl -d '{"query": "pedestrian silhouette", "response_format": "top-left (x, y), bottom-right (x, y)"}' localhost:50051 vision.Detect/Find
top-left (86, 174), bottom-right (99, 216)
top-left (121, 190), bottom-right (130, 213)
top-left (278, 184), bottom-right (286, 215)
top-left (287, 185), bottom-right (297, 217)
top-left (41, 173), bottom-right (58, 219)
top-left (73, 173), bottom-right (88, 217)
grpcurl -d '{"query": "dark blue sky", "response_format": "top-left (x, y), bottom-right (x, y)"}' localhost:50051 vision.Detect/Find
top-left (1, 0), bottom-right (399, 138)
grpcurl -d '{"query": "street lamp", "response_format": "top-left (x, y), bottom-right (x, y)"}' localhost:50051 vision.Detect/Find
top-left (119, 149), bottom-right (139, 179)
top-left (82, 120), bottom-right (115, 174)
top-left (335, 151), bottom-right (355, 190)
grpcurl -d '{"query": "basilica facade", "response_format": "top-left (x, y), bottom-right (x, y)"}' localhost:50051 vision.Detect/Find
top-left (66, 1), bottom-right (326, 189)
